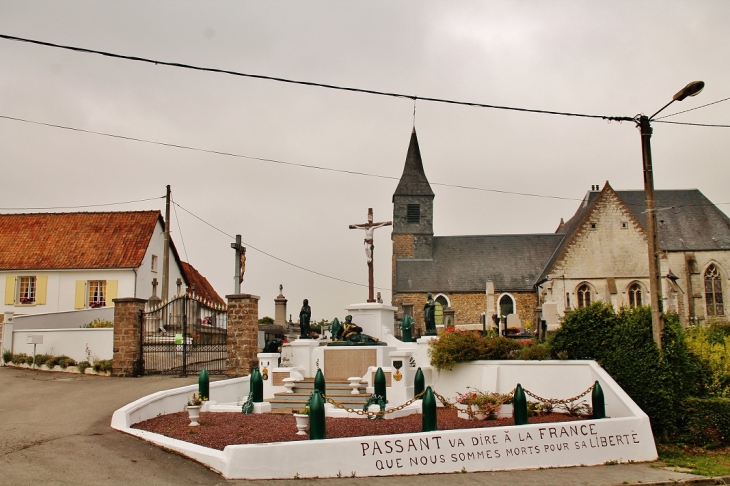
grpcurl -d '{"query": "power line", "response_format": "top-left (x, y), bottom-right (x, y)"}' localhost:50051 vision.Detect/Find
top-left (173, 201), bottom-right (391, 291)
top-left (0, 196), bottom-right (164, 211)
top-left (170, 192), bottom-right (189, 262)
top-left (0, 33), bottom-right (633, 123)
top-left (0, 113), bottom-right (584, 202)
top-left (652, 120), bottom-right (730, 128)
top-left (653, 97), bottom-right (730, 120)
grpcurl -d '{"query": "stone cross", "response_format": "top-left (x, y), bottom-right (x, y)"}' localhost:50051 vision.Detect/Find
top-left (231, 234), bottom-right (246, 294)
top-left (349, 208), bottom-right (392, 303)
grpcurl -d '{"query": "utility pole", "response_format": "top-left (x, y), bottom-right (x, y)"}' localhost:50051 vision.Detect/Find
top-left (162, 185), bottom-right (171, 302)
top-left (638, 116), bottom-right (663, 350)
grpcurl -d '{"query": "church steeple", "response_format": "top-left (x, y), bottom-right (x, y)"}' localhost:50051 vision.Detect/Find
top-left (393, 128), bottom-right (434, 201)
top-left (392, 128), bottom-right (434, 261)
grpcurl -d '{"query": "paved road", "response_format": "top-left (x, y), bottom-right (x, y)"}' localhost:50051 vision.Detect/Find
top-left (0, 366), bottom-right (706, 485)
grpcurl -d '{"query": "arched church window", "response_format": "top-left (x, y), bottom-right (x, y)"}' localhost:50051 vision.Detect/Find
top-left (628, 283), bottom-right (643, 308)
top-left (705, 264), bottom-right (724, 317)
top-left (498, 294), bottom-right (514, 317)
top-left (577, 284), bottom-right (592, 308)
top-left (434, 295), bottom-right (448, 326)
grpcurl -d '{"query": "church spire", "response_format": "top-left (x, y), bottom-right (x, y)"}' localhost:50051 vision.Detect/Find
top-left (393, 128), bottom-right (434, 202)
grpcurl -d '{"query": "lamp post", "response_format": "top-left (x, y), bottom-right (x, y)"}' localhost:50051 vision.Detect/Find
top-left (637, 81), bottom-right (704, 350)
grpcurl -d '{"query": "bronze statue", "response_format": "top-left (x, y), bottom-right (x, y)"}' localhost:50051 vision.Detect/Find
top-left (424, 293), bottom-right (437, 335)
top-left (263, 338), bottom-right (283, 353)
top-left (332, 315), bottom-right (382, 345)
top-left (299, 299), bottom-right (312, 339)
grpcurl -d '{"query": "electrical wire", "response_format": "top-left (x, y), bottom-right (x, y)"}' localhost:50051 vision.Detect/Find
top-left (653, 97), bottom-right (730, 121)
top-left (0, 196), bottom-right (164, 211)
top-left (170, 192), bottom-right (189, 262)
top-left (172, 201), bottom-right (391, 291)
top-left (652, 120), bottom-right (730, 128)
top-left (0, 113), bottom-right (584, 202)
top-left (0, 34), bottom-right (633, 123)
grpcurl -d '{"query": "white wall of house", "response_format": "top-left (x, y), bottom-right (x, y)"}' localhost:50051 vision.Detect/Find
top-left (134, 219), bottom-right (185, 302)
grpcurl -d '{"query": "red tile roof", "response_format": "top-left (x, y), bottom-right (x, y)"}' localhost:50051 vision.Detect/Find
top-left (0, 211), bottom-right (161, 270)
top-left (181, 261), bottom-right (225, 306)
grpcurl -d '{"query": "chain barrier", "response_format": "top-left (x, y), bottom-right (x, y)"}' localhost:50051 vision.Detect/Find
top-left (323, 391), bottom-right (425, 420)
top-left (315, 383), bottom-right (595, 421)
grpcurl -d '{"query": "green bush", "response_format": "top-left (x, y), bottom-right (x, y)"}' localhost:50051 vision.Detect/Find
top-left (549, 304), bottom-right (698, 439)
top-left (519, 342), bottom-right (552, 360)
top-left (11, 353), bottom-right (29, 365)
top-left (678, 397), bottom-right (730, 447)
top-left (428, 330), bottom-right (522, 370)
top-left (93, 359), bottom-right (112, 373)
top-left (57, 356), bottom-right (76, 369)
top-left (685, 326), bottom-right (730, 397)
top-left (77, 361), bottom-right (91, 374)
top-left (2, 349), bottom-right (12, 364)
top-left (81, 318), bottom-right (114, 328)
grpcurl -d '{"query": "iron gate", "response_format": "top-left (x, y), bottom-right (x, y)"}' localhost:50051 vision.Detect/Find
top-left (140, 294), bottom-right (227, 376)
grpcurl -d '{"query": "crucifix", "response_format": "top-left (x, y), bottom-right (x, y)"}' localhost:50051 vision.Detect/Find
top-left (349, 208), bottom-right (392, 303)
top-left (231, 234), bottom-right (246, 294)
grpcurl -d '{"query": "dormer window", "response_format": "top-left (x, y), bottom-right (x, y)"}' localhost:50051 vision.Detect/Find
top-left (407, 204), bottom-right (420, 223)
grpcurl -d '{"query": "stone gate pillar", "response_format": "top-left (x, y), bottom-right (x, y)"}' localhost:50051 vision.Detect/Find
top-left (226, 293), bottom-right (260, 377)
top-left (112, 298), bottom-right (147, 377)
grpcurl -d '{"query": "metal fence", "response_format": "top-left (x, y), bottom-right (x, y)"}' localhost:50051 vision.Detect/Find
top-left (141, 294), bottom-right (227, 376)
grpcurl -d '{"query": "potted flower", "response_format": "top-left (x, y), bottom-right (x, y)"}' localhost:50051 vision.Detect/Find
top-left (292, 405), bottom-right (310, 435)
top-left (455, 388), bottom-right (511, 420)
top-left (186, 393), bottom-right (207, 426)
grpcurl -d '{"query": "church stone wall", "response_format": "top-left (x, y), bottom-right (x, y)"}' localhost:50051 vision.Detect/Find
top-left (393, 291), bottom-right (538, 333)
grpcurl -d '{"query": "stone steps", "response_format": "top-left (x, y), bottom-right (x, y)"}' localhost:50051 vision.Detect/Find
top-left (269, 378), bottom-right (370, 410)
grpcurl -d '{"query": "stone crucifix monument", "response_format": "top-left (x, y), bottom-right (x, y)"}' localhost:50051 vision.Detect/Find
top-left (349, 208), bottom-right (392, 303)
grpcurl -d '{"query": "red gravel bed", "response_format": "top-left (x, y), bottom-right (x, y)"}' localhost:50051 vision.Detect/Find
top-left (133, 409), bottom-right (585, 451)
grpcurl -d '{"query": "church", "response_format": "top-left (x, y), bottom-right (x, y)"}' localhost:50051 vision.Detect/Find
top-left (391, 129), bottom-right (730, 333)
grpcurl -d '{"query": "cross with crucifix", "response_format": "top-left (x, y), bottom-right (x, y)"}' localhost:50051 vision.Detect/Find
top-left (231, 234), bottom-right (246, 294)
top-left (349, 208), bottom-right (392, 302)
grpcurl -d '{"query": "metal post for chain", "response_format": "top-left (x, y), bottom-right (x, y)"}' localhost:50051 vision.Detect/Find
top-left (314, 368), bottom-right (326, 396)
top-left (422, 386), bottom-right (437, 432)
top-left (250, 367), bottom-right (263, 403)
top-left (592, 380), bottom-right (605, 419)
top-left (199, 368), bottom-right (209, 400)
top-left (514, 384), bottom-right (528, 425)
top-left (414, 367), bottom-right (424, 397)
top-left (309, 389), bottom-right (326, 440)
top-left (374, 367), bottom-right (387, 400)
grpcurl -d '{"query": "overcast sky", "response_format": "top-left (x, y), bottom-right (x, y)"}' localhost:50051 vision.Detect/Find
top-left (1, 1), bottom-right (728, 321)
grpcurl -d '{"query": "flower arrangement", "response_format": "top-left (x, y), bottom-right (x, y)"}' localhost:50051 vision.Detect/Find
top-left (455, 388), bottom-right (511, 419)
top-left (89, 301), bottom-right (104, 308)
top-left (187, 393), bottom-right (208, 407)
top-left (293, 405), bottom-right (310, 415)
top-left (19, 297), bottom-right (34, 304)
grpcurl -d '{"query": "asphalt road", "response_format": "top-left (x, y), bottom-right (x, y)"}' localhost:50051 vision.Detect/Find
top-left (0, 366), bottom-right (705, 485)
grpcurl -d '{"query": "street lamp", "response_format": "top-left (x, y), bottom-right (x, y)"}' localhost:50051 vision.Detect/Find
top-left (637, 81), bottom-right (704, 350)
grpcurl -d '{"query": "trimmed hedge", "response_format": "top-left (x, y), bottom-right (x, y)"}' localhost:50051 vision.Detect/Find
top-left (679, 397), bottom-right (730, 447)
top-left (549, 303), bottom-right (699, 439)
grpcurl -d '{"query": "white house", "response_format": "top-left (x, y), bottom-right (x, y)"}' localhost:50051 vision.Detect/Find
top-left (0, 211), bottom-right (189, 315)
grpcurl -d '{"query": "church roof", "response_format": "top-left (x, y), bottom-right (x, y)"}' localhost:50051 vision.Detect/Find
top-left (615, 189), bottom-right (730, 251)
top-left (395, 233), bottom-right (564, 293)
top-left (392, 129), bottom-right (434, 201)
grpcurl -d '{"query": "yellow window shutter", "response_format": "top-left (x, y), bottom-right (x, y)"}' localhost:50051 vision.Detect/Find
top-left (107, 280), bottom-right (118, 305)
top-left (35, 276), bottom-right (48, 305)
top-left (4, 276), bottom-right (15, 305)
top-left (75, 280), bottom-right (86, 309)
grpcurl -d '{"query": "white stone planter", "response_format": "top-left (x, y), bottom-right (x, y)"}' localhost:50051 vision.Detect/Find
top-left (498, 403), bottom-right (513, 419)
top-left (455, 403), bottom-right (486, 420)
top-left (293, 413), bottom-right (309, 435)
top-left (187, 405), bottom-right (201, 426)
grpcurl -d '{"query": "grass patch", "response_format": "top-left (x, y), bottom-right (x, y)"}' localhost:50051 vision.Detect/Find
top-left (657, 444), bottom-right (730, 477)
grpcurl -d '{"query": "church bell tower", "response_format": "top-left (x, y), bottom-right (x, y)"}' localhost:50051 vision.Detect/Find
top-left (392, 128), bottom-right (435, 267)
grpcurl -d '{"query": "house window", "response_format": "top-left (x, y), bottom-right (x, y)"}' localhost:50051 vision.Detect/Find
top-left (628, 283), bottom-right (643, 308)
top-left (621, 222), bottom-right (628, 229)
top-left (407, 204), bottom-right (420, 223)
top-left (151, 255), bottom-right (158, 272)
top-left (88, 280), bottom-right (107, 308)
top-left (577, 284), bottom-right (592, 308)
top-left (17, 276), bottom-right (36, 304)
top-left (705, 264), bottom-right (724, 317)
top-left (590, 222), bottom-right (597, 229)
